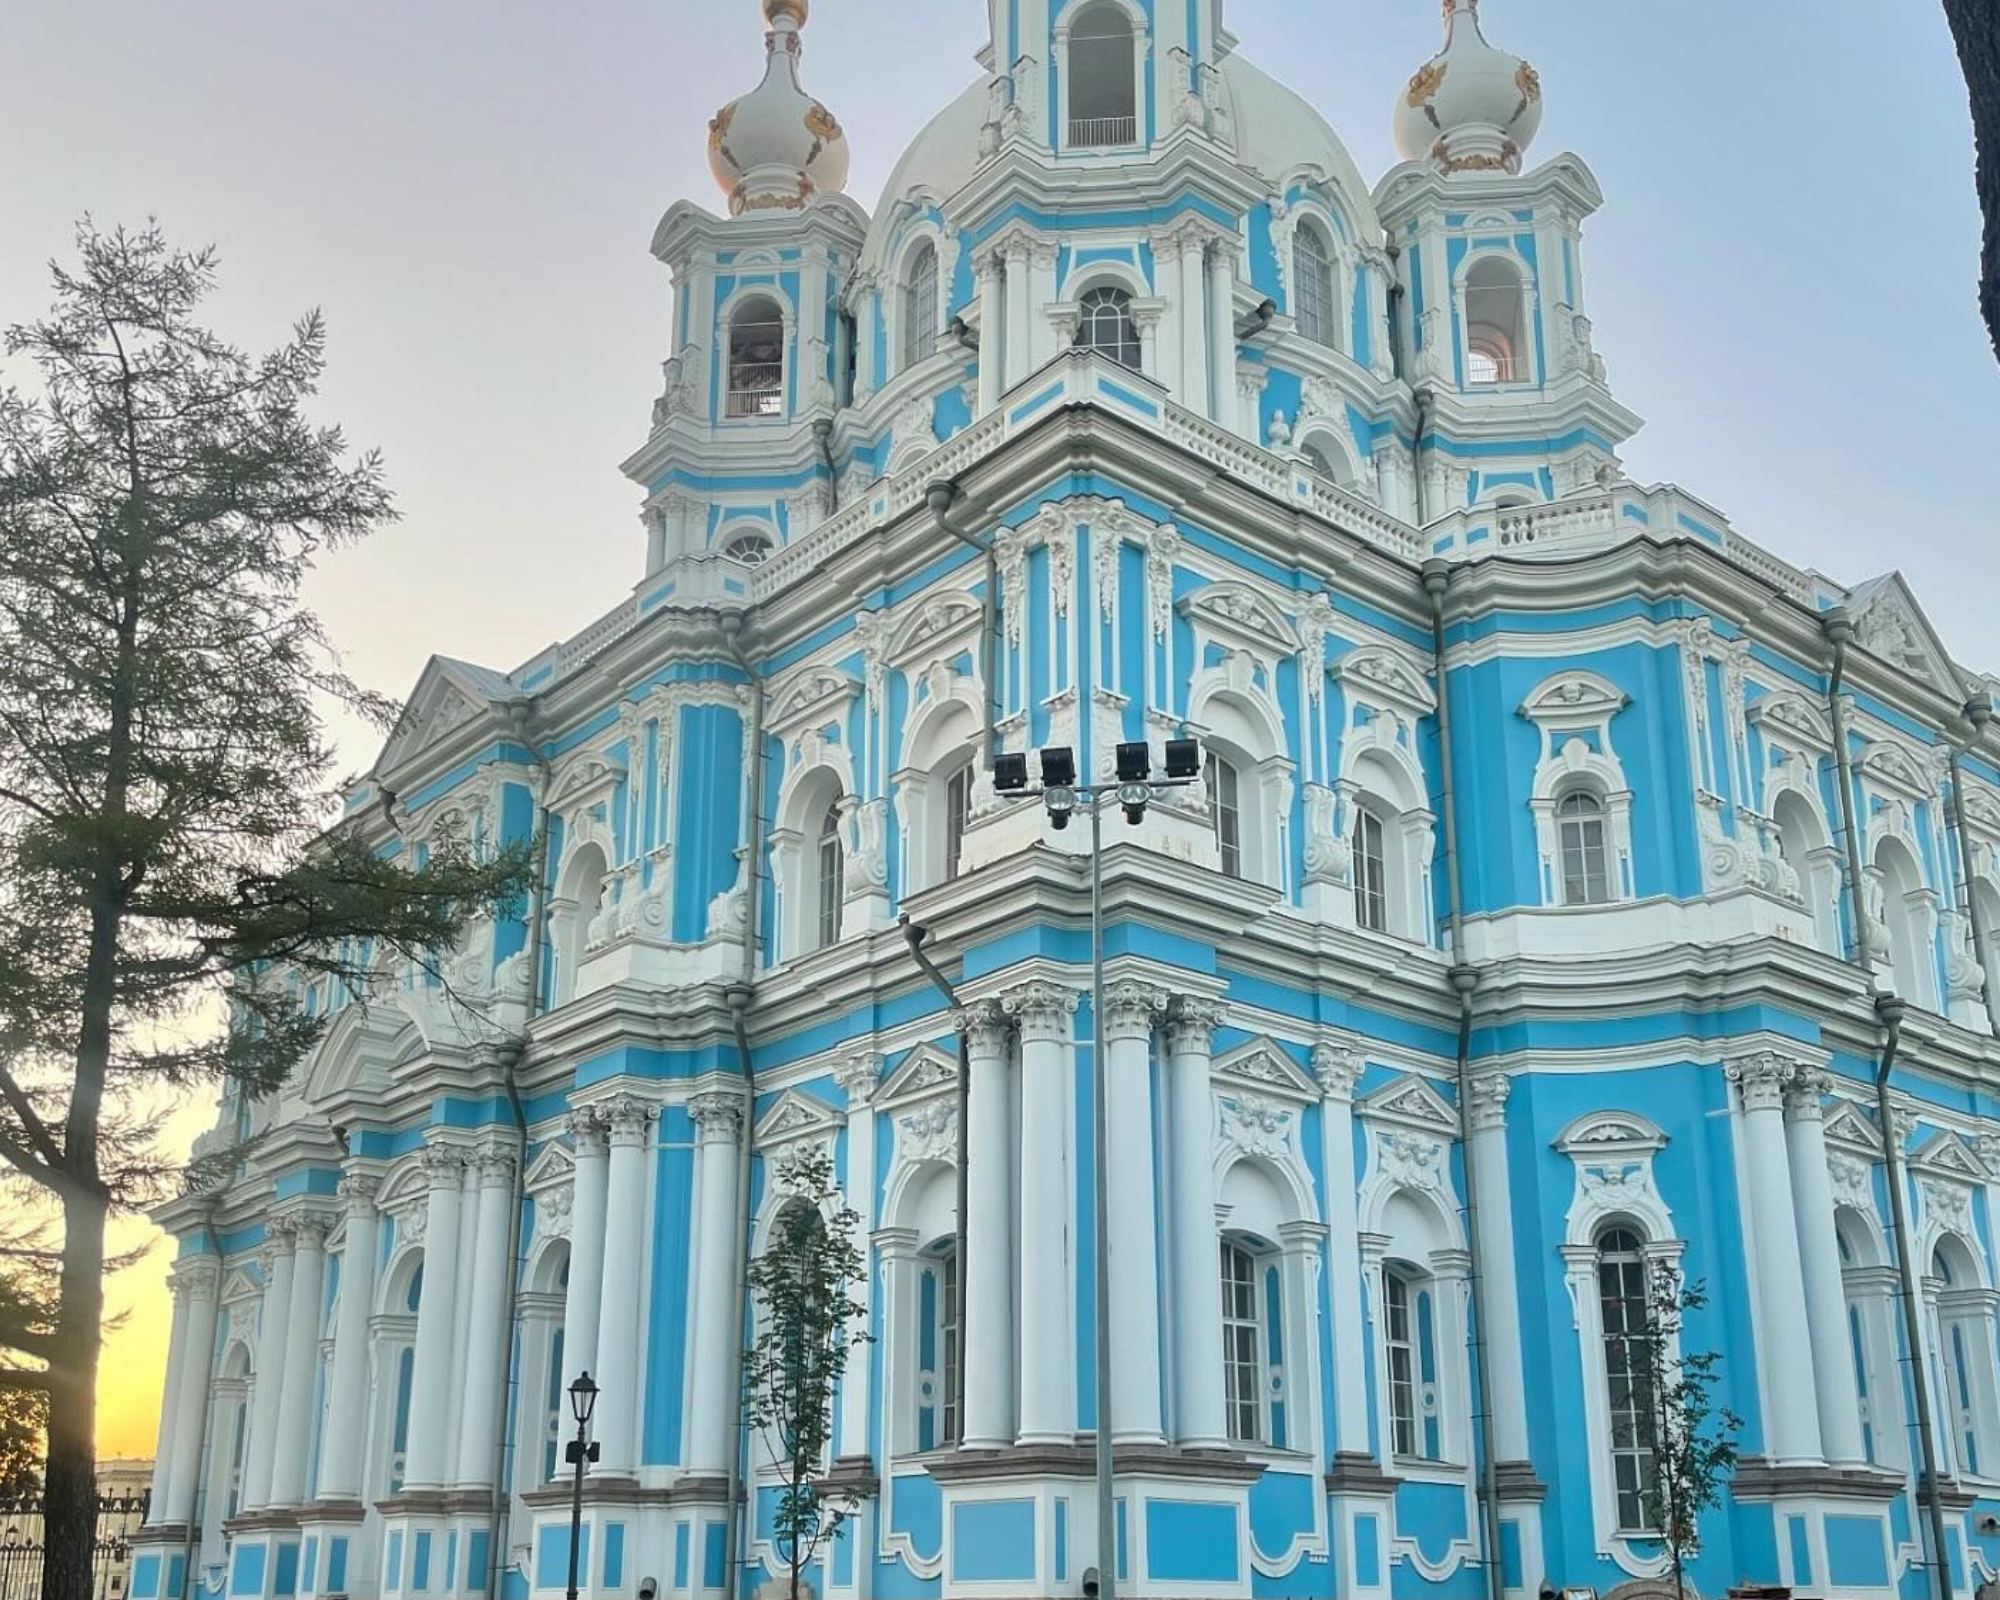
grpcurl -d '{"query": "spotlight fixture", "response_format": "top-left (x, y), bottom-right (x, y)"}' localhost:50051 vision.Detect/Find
top-left (1039, 745), bottom-right (1077, 788)
top-left (1114, 741), bottom-right (1151, 782)
top-left (1117, 780), bottom-right (1151, 826)
top-left (1163, 738), bottom-right (1200, 780)
top-left (1044, 785), bottom-right (1078, 830)
top-left (994, 751), bottom-right (1029, 792)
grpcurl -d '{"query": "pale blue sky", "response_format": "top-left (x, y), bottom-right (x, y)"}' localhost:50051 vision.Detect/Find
top-left (2, 0), bottom-right (1994, 751)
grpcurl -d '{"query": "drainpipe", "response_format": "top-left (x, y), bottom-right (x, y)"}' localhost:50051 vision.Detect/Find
top-left (812, 419), bottom-right (840, 515)
top-left (900, 915), bottom-right (970, 1437)
top-left (1412, 389), bottom-right (1433, 528)
top-left (1948, 694), bottom-right (1997, 1038)
top-left (1823, 612), bottom-right (1953, 1600)
top-left (926, 480), bottom-right (999, 773)
top-left (1423, 560), bottom-right (1505, 1600)
top-left (721, 614), bottom-right (769, 1600)
top-left (1232, 299), bottom-right (1277, 342)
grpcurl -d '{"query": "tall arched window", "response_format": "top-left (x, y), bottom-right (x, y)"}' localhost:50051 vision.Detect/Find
top-left (1557, 789), bottom-right (1611, 906)
top-left (1076, 286), bottom-right (1142, 370)
top-left (1383, 1265), bottom-right (1437, 1460)
top-left (1220, 1240), bottom-right (1266, 1445)
top-left (1066, 2), bottom-right (1138, 147)
top-left (1463, 256), bottom-right (1529, 386)
top-left (1930, 1237), bottom-right (2000, 1478)
top-left (727, 296), bottom-right (787, 418)
top-left (1293, 226), bottom-right (1336, 349)
top-left (943, 761), bottom-right (974, 882)
top-left (1773, 790), bottom-right (1841, 954)
top-left (916, 1241), bottom-right (961, 1450)
top-left (1355, 807), bottom-right (1390, 933)
top-left (1874, 840), bottom-right (1934, 1007)
top-left (815, 799), bottom-right (844, 952)
top-left (1208, 753), bottom-right (1243, 878)
top-left (902, 243), bottom-right (940, 373)
top-left (1596, 1227), bottom-right (1658, 1532)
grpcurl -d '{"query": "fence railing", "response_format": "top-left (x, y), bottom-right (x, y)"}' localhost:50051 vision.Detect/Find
top-left (1068, 114), bottom-right (1136, 147)
top-left (724, 366), bottom-right (784, 419)
top-left (0, 1493), bottom-right (149, 1600)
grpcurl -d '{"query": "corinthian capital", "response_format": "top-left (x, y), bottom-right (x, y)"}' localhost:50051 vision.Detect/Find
top-left (1313, 1041), bottom-right (1363, 1102)
top-left (955, 1003), bottom-right (1011, 1058)
top-left (167, 1257), bottom-right (222, 1302)
top-left (1099, 978), bottom-right (1172, 1043)
top-left (1725, 1050), bottom-right (1800, 1114)
top-left (1784, 1067), bottom-right (1835, 1122)
top-left (689, 1092), bottom-right (744, 1145)
top-left (1466, 1073), bottom-right (1512, 1134)
top-left (602, 1095), bottom-right (657, 1147)
top-left (566, 1105), bottom-right (609, 1153)
top-left (999, 979), bottom-right (1082, 1042)
top-left (421, 1142), bottom-right (467, 1187)
top-left (834, 1052), bottom-right (885, 1107)
top-left (337, 1171), bottom-right (382, 1210)
top-left (1165, 999), bottom-right (1228, 1055)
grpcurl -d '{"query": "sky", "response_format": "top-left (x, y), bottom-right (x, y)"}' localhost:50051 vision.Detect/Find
top-left (1, 0), bottom-right (1993, 1458)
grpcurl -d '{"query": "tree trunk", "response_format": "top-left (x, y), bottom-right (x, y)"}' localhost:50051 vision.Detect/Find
top-left (40, 1187), bottom-right (106, 1600)
top-left (1945, 0), bottom-right (2000, 361)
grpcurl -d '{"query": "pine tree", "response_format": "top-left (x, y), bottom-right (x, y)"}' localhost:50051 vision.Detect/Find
top-left (1639, 1262), bottom-right (1744, 1600)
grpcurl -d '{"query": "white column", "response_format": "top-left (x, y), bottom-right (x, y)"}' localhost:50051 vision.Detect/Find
top-left (1135, 307), bottom-right (1164, 384)
top-left (593, 1095), bottom-right (655, 1476)
top-left (441, 1154), bottom-right (481, 1484)
top-left (269, 1214), bottom-right (330, 1506)
top-left (976, 252), bottom-right (1006, 413)
top-left (1466, 1075), bottom-right (1531, 1468)
top-left (1103, 979), bottom-right (1169, 1445)
top-left (402, 1144), bottom-right (466, 1491)
top-left (1313, 1044), bottom-right (1371, 1460)
top-left (1785, 1070), bottom-right (1869, 1466)
top-left (241, 1222), bottom-right (296, 1510)
top-left (148, 1284), bottom-right (192, 1519)
top-left (318, 1173), bottom-right (381, 1503)
top-left (1003, 981), bottom-right (1080, 1444)
top-left (453, 1141), bottom-right (518, 1488)
top-left (1167, 1001), bottom-right (1227, 1449)
top-left (686, 1092), bottom-right (744, 1474)
top-left (1150, 236), bottom-right (1183, 396)
top-left (1004, 239), bottom-right (1033, 390)
top-left (1205, 243), bottom-right (1235, 422)
top-left (1028, 240), bottom-right (1061, 372)
top-left (835, 1056), bottom-right (882, 1464)
top-left (961, 1005), bottom-right (1016, 1448)
top-left (162, 1259), bottom-right (222, 1525)
top-left (1177, 229), bottom-right (1210, 418)
top-left (1728, 1052), bottom-right (1825, 1466)
top-left (561, 1110), bottom-right (611, 1396)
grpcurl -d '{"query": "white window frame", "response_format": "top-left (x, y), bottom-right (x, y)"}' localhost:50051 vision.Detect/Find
top-left (1556, 785), bottom-right (1613, 907)
top-left (1210, 752), bottom-right (1245, 878)
top-left (1220, 1238), bottom-right (1267, 1446)
top-left (1292, 223), bottom-right (1337, 350)
top-left (1521, 671), bottom-right (1637, 907)
top-left (900, 240), bottom-right (942, 375)
top-left (721, 289), bottom-right (793, 422)
top-left (1056, 0), bottom-right (1146, 151)
top-left (1595, 1226), bottom-right (1660, 1533)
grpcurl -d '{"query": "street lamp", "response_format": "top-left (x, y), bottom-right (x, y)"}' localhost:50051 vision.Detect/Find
top-left (994, 736), bottom-right (1201, 1600)
top-left (565, 1373), bottom-right (600, 1600)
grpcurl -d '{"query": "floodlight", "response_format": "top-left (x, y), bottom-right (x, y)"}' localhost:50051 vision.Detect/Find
top-left (1115, 742), bottom-right (1151, 782)
top-left (1039, 746), bottom-right (1077, 788)
top-left (994, 751), bottom-right (1029, 792)
top-left (1163, 738), bottom-right (1200, 780)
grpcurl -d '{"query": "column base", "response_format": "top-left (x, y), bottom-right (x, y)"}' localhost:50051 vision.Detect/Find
top-left (1492, 1459), bottom-right (1548, 1502)
top-left (374, 1493), bottom-right (494, 1600)
top-left (1724, 1461), bottom-right (1922, 1597)
top-left (130, 1528), bottom-right (195, 1600)
top-left (517, 1475), bottom-right (732, 1600)
top-left (216, 1514), bottom-right (303, 1600)
top-left (296, 1502), bottom-right (371, 1600)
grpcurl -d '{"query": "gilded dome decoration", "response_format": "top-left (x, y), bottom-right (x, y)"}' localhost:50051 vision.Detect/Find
top-left (1392, 0), bottom-right (1544, 176)
top-left (706, 0), bottom-right (850, 217)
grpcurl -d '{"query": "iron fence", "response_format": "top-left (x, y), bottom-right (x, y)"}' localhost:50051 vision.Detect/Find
top-left (0, 1493), bottom-right (150, 1600)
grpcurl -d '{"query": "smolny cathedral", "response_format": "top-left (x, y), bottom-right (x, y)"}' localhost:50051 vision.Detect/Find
top-left (132, 5), bottom-right (2000, 1600)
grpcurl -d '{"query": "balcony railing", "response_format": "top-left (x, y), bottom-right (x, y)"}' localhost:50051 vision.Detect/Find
top-left (1068, 114), bottom-right (1136, 147)
top-left (725, 365), bottom-right (784, 419)
top-left (1466, 349), bottom-right (1522, 386)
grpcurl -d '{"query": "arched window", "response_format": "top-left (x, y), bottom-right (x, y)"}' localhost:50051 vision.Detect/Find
top-left (1346, 747), bottom-right (1433, 942)
top-left (1220, 1240), bottom-right (1266, 1445)
top-left (1773, 790), bottom-right (1841, 954)
top-left (1293, 226), bottom-right (1337, 349)
top-left (727, 296), bottom-right (787, 418)
top-left (1557, 789), bottom-right (1611, 906)
top-left (1066, 2), bottom-right (1138, 147)
top-left (550, 841), bottom-right (609, 1007)
top-left (1596, 1227), bottom-right (1658, 1532)
top-left (815, 798), bottom-right (844, 952)
top-left (724, 530), bottom-right (775, 566)
top-left (1076, 285), bottom-right (1141, 370)
top-left (1355, 806), bottom-right (1390, 934)
top-left (943, 760), bottom-right (974, 882)
top-left (1382, 1264), bottom-right (1438, 1460)
top-left (916, 1241), bottom-right (961, 1450)
top-left (1874, 840), bottom-right (1934, 1008)
top-left (1463, 256), bottom-right (1529, 387)
top-left (1929, 1236), bottom-right (2000, 1479)
top-left (1301, 443), bottom-right (1337, 482)
top-left (1208, 753), bottom-right (1243, 878)
top-left (1837, 1212), bottom-right (1902, 1469)
top-left (379, 1263), bottom-right (422, 1496)
top-left (902, 243), bottom-right (940, 373)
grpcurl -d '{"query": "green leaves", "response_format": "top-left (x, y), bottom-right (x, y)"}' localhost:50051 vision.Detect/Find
top-left (1639, 1261), bottom-right (1744, 1578)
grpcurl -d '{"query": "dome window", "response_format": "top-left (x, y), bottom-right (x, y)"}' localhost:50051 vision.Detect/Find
top-left (1293, 226), bottom-right (1337, 349)
top-left (726, 296), bottom-right (787, 418)
top-left (723, 530), bottom-right (775, 566)
top-left (1462, 255), bottom-right (1530, 387)
top-left (901, 242), bottom-right (940, 374)
top-left (1075, 286), bottom-right (1141, 371)
top-left (1065, 2), bottom-right (1139, 148)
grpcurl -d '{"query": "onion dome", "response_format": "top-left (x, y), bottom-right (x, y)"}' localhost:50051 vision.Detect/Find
top-left (1392, 0), bottom-right (1543, 176)
top-left (707, 0), bottom-right (851, 217)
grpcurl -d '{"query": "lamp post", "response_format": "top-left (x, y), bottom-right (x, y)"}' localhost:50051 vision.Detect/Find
top-left (564, 1372), bottom-right (600, 1600)
top-left (994, 737), bottom-right (1202, 1600)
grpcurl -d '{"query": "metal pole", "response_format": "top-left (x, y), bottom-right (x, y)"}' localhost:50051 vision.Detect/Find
top-left (1089, 793), bottom-right (1116, 1600)
top-left (565, 1403), bottom-right (591, 1600)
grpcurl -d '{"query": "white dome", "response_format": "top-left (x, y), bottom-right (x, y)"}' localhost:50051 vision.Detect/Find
top-left (708, 0), bottom-right (851, 217)
top-left (1222, 53), bottom-right (1382, 239)
top-left (860, 77), bottom-right (990, 271)
top-left (1392, 0), bottom-right (1543, 176)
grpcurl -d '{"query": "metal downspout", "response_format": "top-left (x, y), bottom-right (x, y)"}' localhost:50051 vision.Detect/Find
top-left (1424, 560), bottom-right (1504, 1600)
top-left (1948, 694), bottom-right (1997, 1038)
top-left (813, 420), bottom-right (840, 515)
top-left (721, 615), bottom-right (768, 1600)
top-left (1412, 390), bottom-right (1433, 528)
top-left (900, 916), bottom-right (970, 1438)
top-left (1823, 613), bottom-right (1953, 1600)
top-left (926, 480), bottom-right (999, 773)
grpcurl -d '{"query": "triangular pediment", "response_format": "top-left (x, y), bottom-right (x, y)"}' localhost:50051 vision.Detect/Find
top-left (378, 656), bottom-right (514, 778)
top-left (755, 1088), bottom-right (843, 1149)
top-left (221, 1265), bottom-right (263, 1303)
top-left (1848, 574), bottom-right (1966, 700)
top-left (1357, 1072), bottom-right (1457, 1132)
top-left (1331, 646), bottom-right (1436, 715)
top-left (1859, 739), bottom-right (1937, 799)
top-left (1821, 1099), bottom-right (1883, 1157)
top-left (877, 1040), bottom-right (960, 1107)
top-left (1910, 1129), bottom-right (1985, 1182)
top-left (1212, 1037), bottom-right (1318, 1103)
top-left (1746, 690), bottom-right (1833, 752)
top-left (1178, 582), bottom-right (1301, 657)
top-left (523, 1140), bottom-right (575, 1193)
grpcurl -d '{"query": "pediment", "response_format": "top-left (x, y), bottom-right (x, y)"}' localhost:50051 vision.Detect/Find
top-left (755, 1088), bottom-right (843, 1149)
top-left (221, 1266), bottom-right (264, 1303)
top-left (1178, 582), bottom-right (1301, 657)
top-left (1910, 1130), bottom-right (1985, 1182)
top-left (769, 664), bottom-right (859, 734)
top-left (549, 751), bottom-right (623, 813)
top-left (1331, 646), bottom-right (1436, 715)
top-left (1848, 574), bottom-right (1966, 700)
top-left (523, 1140), bottom-right (574, 1193)
top-left (1820, 1099), bottom-right (1883, 1157)
top-left (1858, 739), bottom-right (1937, 799)
top-left (303, 1001), bottom-right (408, 1105)
top-left (1963, 781), bottom-right (2000, 838)
top-left (877, 1040), bottom-right (960, 1107)
top-left (890, 590), bottom-right (984, 666)
top-left (1357, 1072), bottom-right (1457, 1133)
top-left (1552, 1110), bottom-right (1669, 1157)
top-left (378, 656), bottom-right (513, 779)
top-left (1519, 670), bottom-right (1629, 727)
top-left (1746, 690), bottom-right (1833, 752)
top-left (1212, 1037), bottom-right (1318, 1103)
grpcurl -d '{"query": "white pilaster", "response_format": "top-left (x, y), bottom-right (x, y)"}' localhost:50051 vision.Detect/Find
top-left (162, 1258), bottom-right (222, 1525)
top-left (1028, 240), bottom-right (1061, 373)
top-left (1784, 1071), bottom-right (1869, 1467)
top-left (1466, 1075), bottom-right (1530, 1468)
top-left (317, 1173), bottom-right (381, 1503)
top-left (453, 1141), bottom-right (518, 1489)
top-left (687, 1091), bottom-right (745, 1474)
top-left (1103, 978), bottom-right (1169, 1445)
top-left (441, 1152), bottom-right (481, 1484)
top-left (1313, 1044), bottom-right (1371, 1459)
top-left (1004, 239), bottom-right (1033, 390)
top-left (1003, 980), bottom-right (1080, 1444)
top-left (835, 1056), bottom-right (882, 1464)
top-left (1728, 1052), bottom-right (1825, 1467)
top-left (1177, 229), bottom-right (1210, 416)
top-left (961, 1005), bottom-right (1016, 1448)
top-left (148, 1284), bottom-right (192, 1520)
top-left (1167, 1001), bottom-right (1227, 1448)
top-left (402, 1144), bottom-right (465, 1491)
top-left (561, 1110), bottom-right (611, 1396)
top-left (241, 1222), bottom-right (296, 1510)
top-left (1149, 236), bottom-right (1184, 397)
top-left (270, 1214), bottom-right (331, 1506)
top-left (976, 251), bottom-right (1006, 413)
top-left (1205, 242), bottom-right (1235, 422)
top-left (593, 1095), bottom-right (655, 1476)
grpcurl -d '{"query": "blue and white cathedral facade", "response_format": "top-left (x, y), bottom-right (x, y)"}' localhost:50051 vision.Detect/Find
top-left (134, 4), bottom-right (2000, 1600)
